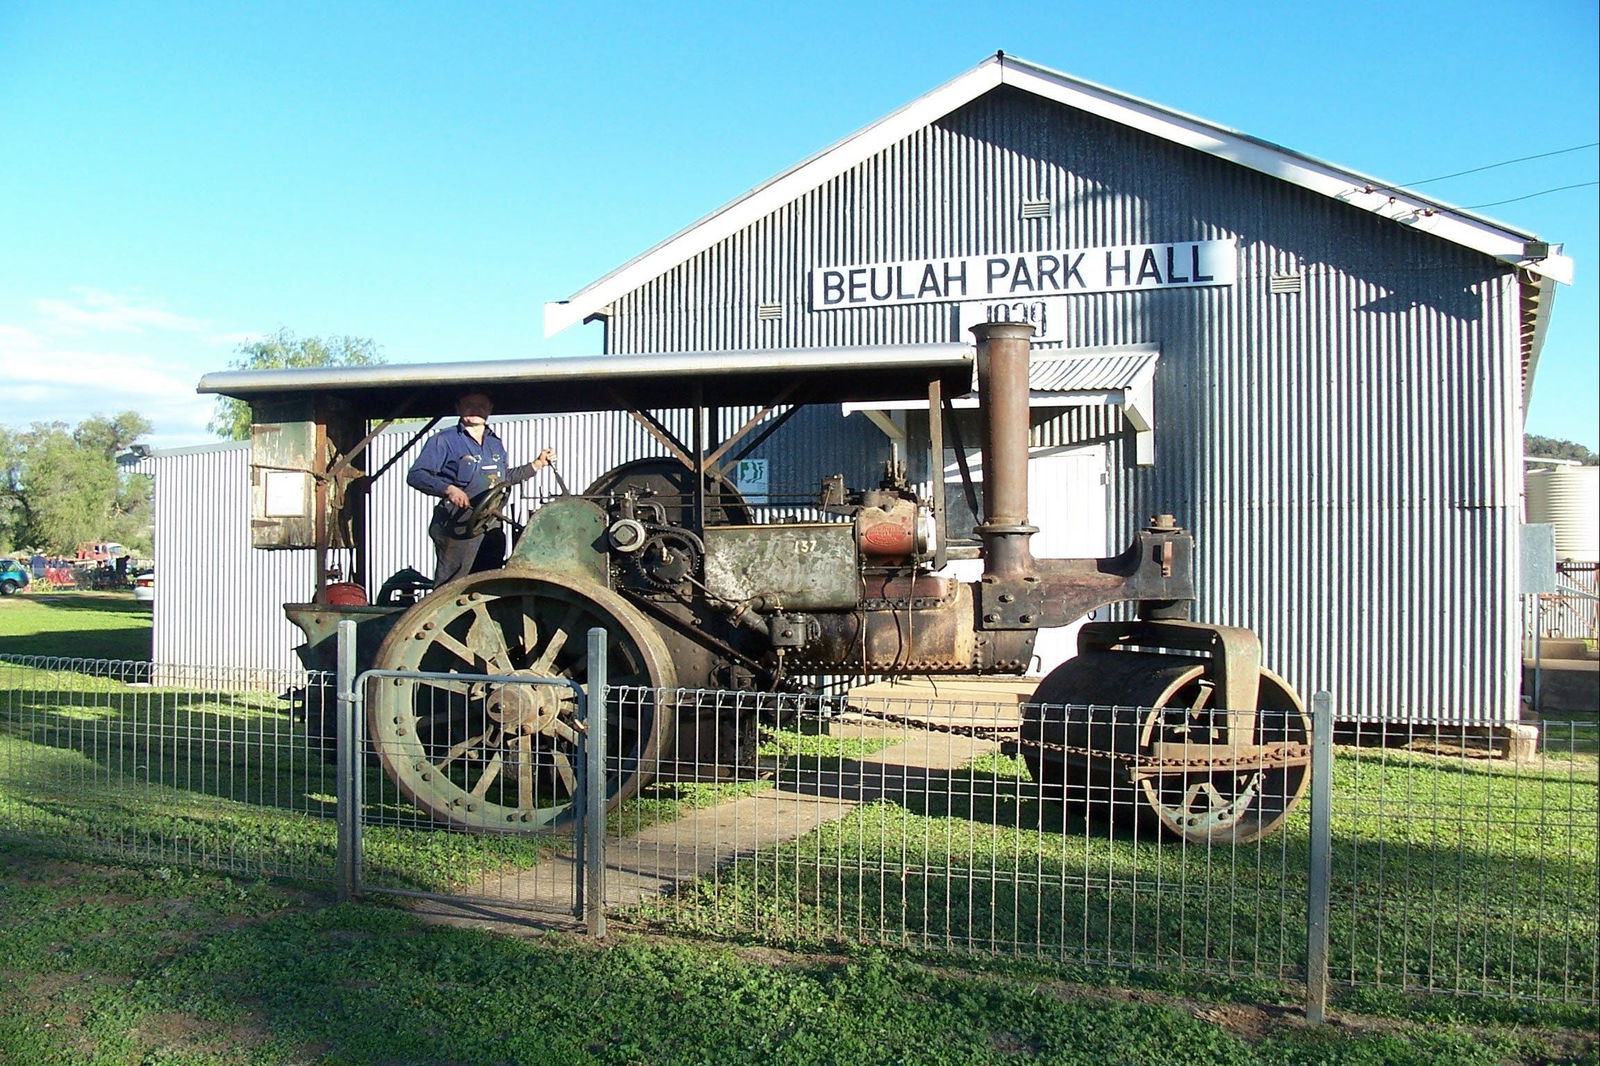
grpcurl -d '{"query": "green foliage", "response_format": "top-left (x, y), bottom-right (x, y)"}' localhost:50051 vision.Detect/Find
top-left (1525, 434), bottom-right (1598, 465)
top-left (208, 329), bottom-right (384, 440)
top-left (0, 412), bottom-right (153, 555)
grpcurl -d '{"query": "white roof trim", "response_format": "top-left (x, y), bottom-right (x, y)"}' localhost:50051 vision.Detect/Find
top-left (545, 53), bottom-right (1569, 337)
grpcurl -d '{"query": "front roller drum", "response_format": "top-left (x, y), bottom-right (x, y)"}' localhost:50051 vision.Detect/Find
top-left (367, 569), bottom-right (677, 833)
top-left (1022, 652), bottom-right (1310, 844)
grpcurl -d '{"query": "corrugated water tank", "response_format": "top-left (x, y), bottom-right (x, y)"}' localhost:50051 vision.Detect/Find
top-left (1525, 465), bottom-right (1600, 562)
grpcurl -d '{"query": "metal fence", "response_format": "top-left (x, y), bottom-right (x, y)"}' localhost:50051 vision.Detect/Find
top-left (1525, 562), bottom-right (1599, 647)
top-left (2, 650), bottom-right (1595, 1015)
top-left (0, 656), bottom-right (337, 883)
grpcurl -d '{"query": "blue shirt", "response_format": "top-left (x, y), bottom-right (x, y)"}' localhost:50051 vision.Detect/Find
top-left (407, 422), bottom-right (534, 503)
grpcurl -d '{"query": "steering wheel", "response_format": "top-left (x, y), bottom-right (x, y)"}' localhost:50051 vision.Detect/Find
top-left (442, 482), bottom-right (513, 539)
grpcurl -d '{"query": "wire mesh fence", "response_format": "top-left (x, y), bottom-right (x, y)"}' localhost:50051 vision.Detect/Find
top-left (604, 685), bottom-right (1317, 984)
top-left (351, 668), bottom-right (591, 917)
top-left (1, 652), bottom-right (1595, 1012)
top-left (0, 655), bottom-right (337, 882)
top-left (1329, 720), bottom-right (1598, 1005)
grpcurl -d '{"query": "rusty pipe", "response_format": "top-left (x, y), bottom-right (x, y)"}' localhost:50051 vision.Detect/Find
top-left (971, 321), bottom-right (1038, 577)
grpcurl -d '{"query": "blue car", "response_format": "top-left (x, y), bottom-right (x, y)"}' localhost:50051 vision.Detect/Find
top-left (0, 558), bottom-right (29, 595)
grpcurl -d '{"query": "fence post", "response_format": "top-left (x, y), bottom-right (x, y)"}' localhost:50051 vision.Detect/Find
top-left (335, 619), bottom-right (362, 902)
top-left (1532, 595), bottom-right (1543, 714)
top-left (584, 627), bottom-right (609, 938)
top-left (1305, 690), bottom-right (1334, 1023)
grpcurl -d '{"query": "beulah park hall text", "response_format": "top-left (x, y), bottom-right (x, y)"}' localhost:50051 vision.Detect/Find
top-left (810, 239), bottom-right (1237, 311)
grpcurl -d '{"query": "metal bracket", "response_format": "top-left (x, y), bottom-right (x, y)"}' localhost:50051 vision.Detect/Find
top-left (1079, 618), bottom-right (1263, 723)
top-left (976, 574), bottom-right (1045, 629)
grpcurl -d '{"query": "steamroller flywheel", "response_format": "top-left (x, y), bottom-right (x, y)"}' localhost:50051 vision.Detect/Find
top-left (583, 457), bottom-right (752, 526)
top-left (367, 568), bottom-right (676, 833)
top-left (1023, 652), bottom-right (1309, 845)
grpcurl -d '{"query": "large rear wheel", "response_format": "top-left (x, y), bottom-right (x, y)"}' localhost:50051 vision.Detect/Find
top-left (368, 570), bottom-right (676, 832)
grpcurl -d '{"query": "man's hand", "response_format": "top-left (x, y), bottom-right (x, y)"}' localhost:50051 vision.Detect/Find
top-left (444, 485), bottom-right (471, 509)
top-left (536, 447), bottom-right (557, 467)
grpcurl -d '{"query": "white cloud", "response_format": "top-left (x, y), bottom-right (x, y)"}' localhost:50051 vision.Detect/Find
top-left (0, 296), bottom-right (228, 446)
top-left (34, 288), bottom-right (207, 336)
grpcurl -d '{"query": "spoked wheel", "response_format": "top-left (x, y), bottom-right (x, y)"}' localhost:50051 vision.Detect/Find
top-left (1024, 652), bottom-right (1309, 844)
top-left (368, 569), bottom-right (676, 833)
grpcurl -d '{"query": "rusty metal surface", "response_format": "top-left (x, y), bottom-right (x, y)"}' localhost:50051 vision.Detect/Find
top-left (702, 524), bottom-right (859, 611)
top-left (972, 322), bottom-right (1038, 579)
top-left (794, 584), bottom-right (1036, 675)
top-left (1077, 619), bottom-right (1263, 714)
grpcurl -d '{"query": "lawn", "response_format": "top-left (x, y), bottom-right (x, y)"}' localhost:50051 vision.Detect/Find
top-left (1, 846), bottom-right (1592, 1066)
top-left (626, 742), bottom-right (1597, 1023)
top-left (0, 591), bottom-right (152, 660)
top-left (0, 596), bottom-right (1596, 1063)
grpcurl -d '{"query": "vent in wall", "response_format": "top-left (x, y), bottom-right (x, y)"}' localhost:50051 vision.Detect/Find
top-left (757, 303), bottom-right (784, 320)
top-left (1269, 273), bottom-right (1304, 294)
top-left (1020, 199), bottom-right (1053, 219)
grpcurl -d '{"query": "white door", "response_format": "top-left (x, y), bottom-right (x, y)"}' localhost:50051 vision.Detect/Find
top-left (937, 445), bottom-right (1109, 676)
top-left (1027, 447), bottom-right (1108, 675)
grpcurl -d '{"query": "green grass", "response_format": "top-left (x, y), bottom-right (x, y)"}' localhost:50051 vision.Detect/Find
top-left (2, 847), bottom-right (1589, 1066)
top-left (0, 661), bottom-right (562, 893)
top-left (0, 591), bottom-right (153, 661)
top-left (629, 743), bottom-right (1597, 1028)
top-left (0, 595), bottom-right (1596, 1061)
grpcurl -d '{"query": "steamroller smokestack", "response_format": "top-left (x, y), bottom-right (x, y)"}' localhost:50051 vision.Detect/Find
top-left (971, 321), bottom-right (1038, 578)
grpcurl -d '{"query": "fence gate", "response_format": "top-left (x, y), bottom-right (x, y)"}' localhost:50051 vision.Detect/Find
top-left (335, 620), bottom-right (609, 930)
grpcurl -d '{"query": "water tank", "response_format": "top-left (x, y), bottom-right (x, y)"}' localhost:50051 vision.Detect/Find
top-left (1526, 466), bottom-right (1600, 562)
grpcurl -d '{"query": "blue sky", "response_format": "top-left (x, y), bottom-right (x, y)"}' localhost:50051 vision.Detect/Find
top-left (2, 0), bottom-right (1595, 449)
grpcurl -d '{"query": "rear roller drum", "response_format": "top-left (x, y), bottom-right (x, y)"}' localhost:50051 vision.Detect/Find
top-left (368, 569), bottom-right (676, 833)
top-left (1024, 652), bottom-right (1309, 844)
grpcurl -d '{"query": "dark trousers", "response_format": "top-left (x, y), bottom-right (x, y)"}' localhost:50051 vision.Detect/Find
top-left (427, 522), bottom-right (507, 587)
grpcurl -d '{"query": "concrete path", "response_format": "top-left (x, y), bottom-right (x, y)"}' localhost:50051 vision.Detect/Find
top-left (403, 692), bottom-right (1022, 933)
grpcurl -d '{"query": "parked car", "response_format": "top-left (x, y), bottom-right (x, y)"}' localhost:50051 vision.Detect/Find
top-left (0, 558), bottom-right (30, 595)
top-left (132, 569), bottom-right (155, 606)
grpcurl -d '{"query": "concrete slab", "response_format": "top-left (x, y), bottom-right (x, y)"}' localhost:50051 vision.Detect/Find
top-left (1524, 657), bottom-right (1599, 717)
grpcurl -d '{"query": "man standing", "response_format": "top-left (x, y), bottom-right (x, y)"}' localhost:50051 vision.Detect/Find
top-left (406, 391), bottom-right (556, 586)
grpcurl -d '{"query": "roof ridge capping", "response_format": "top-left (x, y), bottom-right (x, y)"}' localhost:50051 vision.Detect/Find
top-left (544, 51), bottom-right (1571, 338)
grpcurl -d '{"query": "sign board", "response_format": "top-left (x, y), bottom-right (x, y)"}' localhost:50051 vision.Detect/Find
top-left (1521, 524), bottom-right (1558, 594)
top-left (733, 457), bottom-right (770, 505)
top-left (811, 239), bottom-right (1237, 312)
top-left (263, 471), bottom-right (310, 518)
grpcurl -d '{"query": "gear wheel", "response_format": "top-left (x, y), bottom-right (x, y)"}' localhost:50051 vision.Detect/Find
top-left (628, 529), bottom-right (703, 590)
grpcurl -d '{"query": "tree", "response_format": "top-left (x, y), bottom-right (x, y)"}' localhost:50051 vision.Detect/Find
top-left (0, 412), bottom-right (154, 555)
top-left (1524, 435), bottom-right (1598, 465)
top-left (208, 330), bottom-right (384, 440)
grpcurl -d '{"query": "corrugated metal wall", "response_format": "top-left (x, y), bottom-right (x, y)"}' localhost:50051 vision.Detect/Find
top-left (147, 443), bottom-right (313, 674)
top-left (600, 87), bottom-right (1524, 724)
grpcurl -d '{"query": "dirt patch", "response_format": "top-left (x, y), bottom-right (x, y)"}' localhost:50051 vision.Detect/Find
top-left (129, 1012), bottom-right (273, 1058)
top-left (1191, 1003), bottom-right (1276, 1039)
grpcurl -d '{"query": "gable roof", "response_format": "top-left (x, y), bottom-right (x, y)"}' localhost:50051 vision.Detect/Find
top-left (544, 52), bottom-right (1570, 338)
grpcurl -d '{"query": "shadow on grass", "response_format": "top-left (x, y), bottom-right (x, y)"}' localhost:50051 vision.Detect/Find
top-left (0, 680), bottom-right (563, 894)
